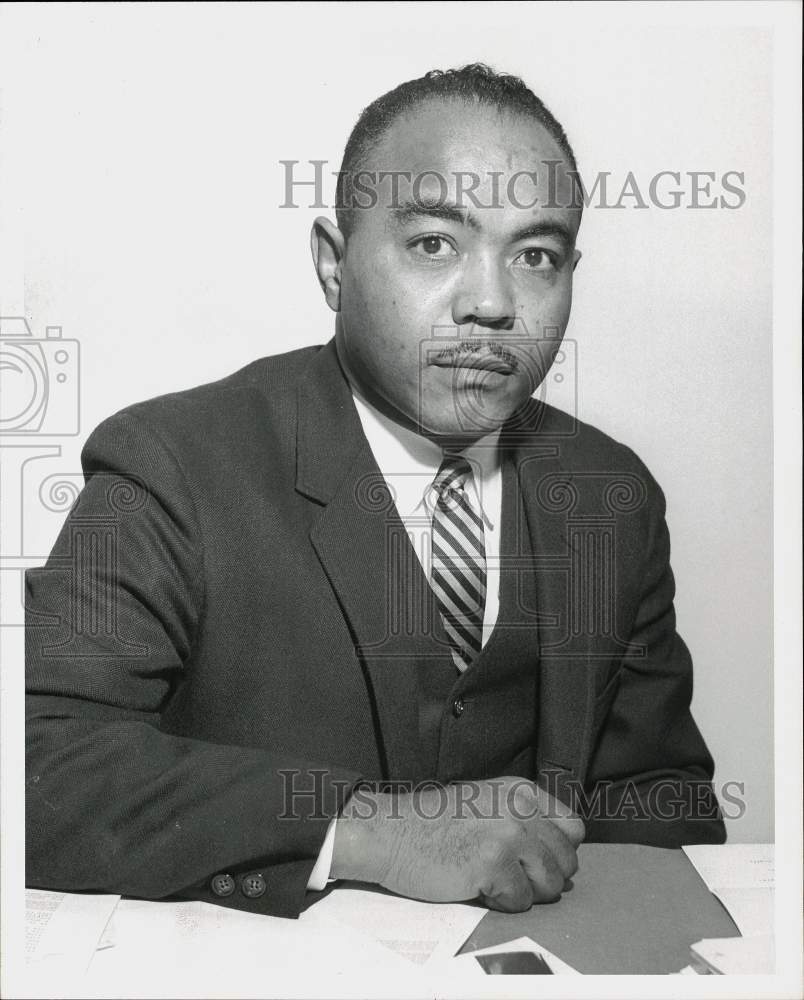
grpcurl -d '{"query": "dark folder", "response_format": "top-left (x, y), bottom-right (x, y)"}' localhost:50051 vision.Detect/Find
top-left (461, 843), bottom-right (740, 974)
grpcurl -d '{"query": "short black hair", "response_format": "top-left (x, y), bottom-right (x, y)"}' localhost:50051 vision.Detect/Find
top-left (335, 63), bottom-right (578, 239)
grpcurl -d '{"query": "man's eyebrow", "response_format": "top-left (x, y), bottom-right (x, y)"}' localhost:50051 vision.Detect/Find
top-left (509, 221), bottom-right (574, 247)
top-left (391, 199), bottom-right (480, 230)
top-left (390, 200), bottom-right (574, 247)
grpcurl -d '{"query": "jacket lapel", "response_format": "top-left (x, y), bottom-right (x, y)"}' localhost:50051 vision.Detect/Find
top-left (296, 342), bottom-right (455, 782)
top-left (510, 405), bottom-right (600, 796)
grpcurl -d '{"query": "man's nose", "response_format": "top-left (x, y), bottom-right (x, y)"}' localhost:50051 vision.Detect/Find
top-left (451, 255), bottom-right (517, 329)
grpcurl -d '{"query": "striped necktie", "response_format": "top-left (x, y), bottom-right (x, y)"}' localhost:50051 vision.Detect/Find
top-left (430, 454), bottom-right (487, 671)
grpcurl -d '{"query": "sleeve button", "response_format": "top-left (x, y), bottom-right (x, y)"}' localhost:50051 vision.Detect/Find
top-left (241, 873), bottom-right (267, 898)
top-left (452, 697), bottom-right (465, 718)
top-left (210, 873), bottom-right (236, 897)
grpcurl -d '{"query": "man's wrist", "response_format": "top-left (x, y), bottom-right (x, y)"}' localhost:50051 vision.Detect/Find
top-left (330, 788), bottom-right (398, 884)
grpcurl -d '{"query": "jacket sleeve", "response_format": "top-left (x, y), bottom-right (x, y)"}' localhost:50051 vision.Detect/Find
top-left (580, 466), bottom-right (727, 847)
top-left (25, 411), bottom-right (359, 918)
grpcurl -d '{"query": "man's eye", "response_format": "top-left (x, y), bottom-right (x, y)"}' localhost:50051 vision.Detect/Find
top-left (517, 248), bottom-right (556, 270)
top-left (411, 236), bottom-right (457, 259)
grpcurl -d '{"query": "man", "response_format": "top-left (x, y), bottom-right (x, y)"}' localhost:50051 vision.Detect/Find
top-left (26, 65), bottom-right (725, 921)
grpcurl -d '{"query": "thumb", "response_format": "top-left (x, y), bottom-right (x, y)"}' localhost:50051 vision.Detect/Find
top-left (533, 784), bottom-right (586, 848)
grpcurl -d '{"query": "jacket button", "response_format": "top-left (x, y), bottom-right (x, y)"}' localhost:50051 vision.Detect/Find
top-left (241, 873), bottom-right (267, 898)
top-left (210, 873), bottom-right (236, 897)
top-left (452, 697), bottom-right (465, 718)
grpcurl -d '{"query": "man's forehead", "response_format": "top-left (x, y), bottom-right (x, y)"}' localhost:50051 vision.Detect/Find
top-left (365, 98), bottom-right (572, 179)
top-left (347, 97), bottom-right (579, 226)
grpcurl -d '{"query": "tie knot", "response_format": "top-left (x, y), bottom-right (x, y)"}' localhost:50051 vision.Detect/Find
top-left (433, 455), bottom-right (472, 498)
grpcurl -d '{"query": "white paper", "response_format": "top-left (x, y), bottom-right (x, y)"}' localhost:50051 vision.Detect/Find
top-left (90, 895), bottom-right (417, 971)
top-left (446, 935), bottom-right (580, 976)
top-left (307, 886), bottom-right (484, 967)
top-left (683, 843), bottom-right (775, 937)
top-left (682, 843), bottom-right (774, 890)
top-left (711, 887), bottom-right (775, 938)
top-left (85, 895), bottom-right (423, 997)
top-left (25, 889), bottom-right (120, 973)
top-left (691, 934), bottom-right (774, 975)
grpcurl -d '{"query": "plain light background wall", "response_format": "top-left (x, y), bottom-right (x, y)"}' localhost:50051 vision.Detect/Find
top-left (2, 4), bottom-right (772, 840)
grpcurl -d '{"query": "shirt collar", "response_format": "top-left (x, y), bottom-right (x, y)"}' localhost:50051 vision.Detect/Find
top-left (350, 386), bottom-right (501, 525)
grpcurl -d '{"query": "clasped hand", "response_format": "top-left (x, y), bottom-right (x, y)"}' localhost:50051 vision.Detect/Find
top-left (331, 776), bottom-right (584, 912)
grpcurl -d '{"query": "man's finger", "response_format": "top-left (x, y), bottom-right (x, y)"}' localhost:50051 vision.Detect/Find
top-left (507, 780), bottom-right (585, 849)
top-left (532, 786), bottom-right (586, 848)
top-left (523, 814), bottom-right (579, 880)
top-left (517, 838), bottom-right (566, 902)
top-left (480, 861), bottom-right (535, 913)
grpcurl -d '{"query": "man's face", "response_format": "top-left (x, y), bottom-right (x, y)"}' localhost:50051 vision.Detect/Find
top-left (317, 98), bottom-right (582, 441)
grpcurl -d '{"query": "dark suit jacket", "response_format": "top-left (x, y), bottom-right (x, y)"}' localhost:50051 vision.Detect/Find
top-left (26, 340), bottom-right (725, 918)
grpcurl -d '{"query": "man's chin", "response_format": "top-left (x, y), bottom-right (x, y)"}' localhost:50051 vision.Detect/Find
top-left (366, 380), bottom-right (529, 444)
top-left (415, 406), bottom-right (517, 446)
top-left (414, 372), bottom-right (533, 440)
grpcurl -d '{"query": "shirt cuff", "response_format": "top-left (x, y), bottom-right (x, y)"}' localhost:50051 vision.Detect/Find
top-left (306, 817), bottom-right (337, 891)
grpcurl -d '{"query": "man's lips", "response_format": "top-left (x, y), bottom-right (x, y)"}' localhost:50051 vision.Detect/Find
top-left (431, 352), bottom-right (519, 375)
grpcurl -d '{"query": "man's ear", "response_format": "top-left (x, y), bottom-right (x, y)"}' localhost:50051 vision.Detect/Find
top-left (572, 248), bottom-right (582, 271)
top-left (311, 217), bottom-right (345, 312)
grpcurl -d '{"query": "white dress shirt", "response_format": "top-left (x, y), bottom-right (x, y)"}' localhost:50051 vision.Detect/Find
top-left (350, 388), bottom-right (503, 643)
top-left (306, 388), bottom-right (504, 890)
